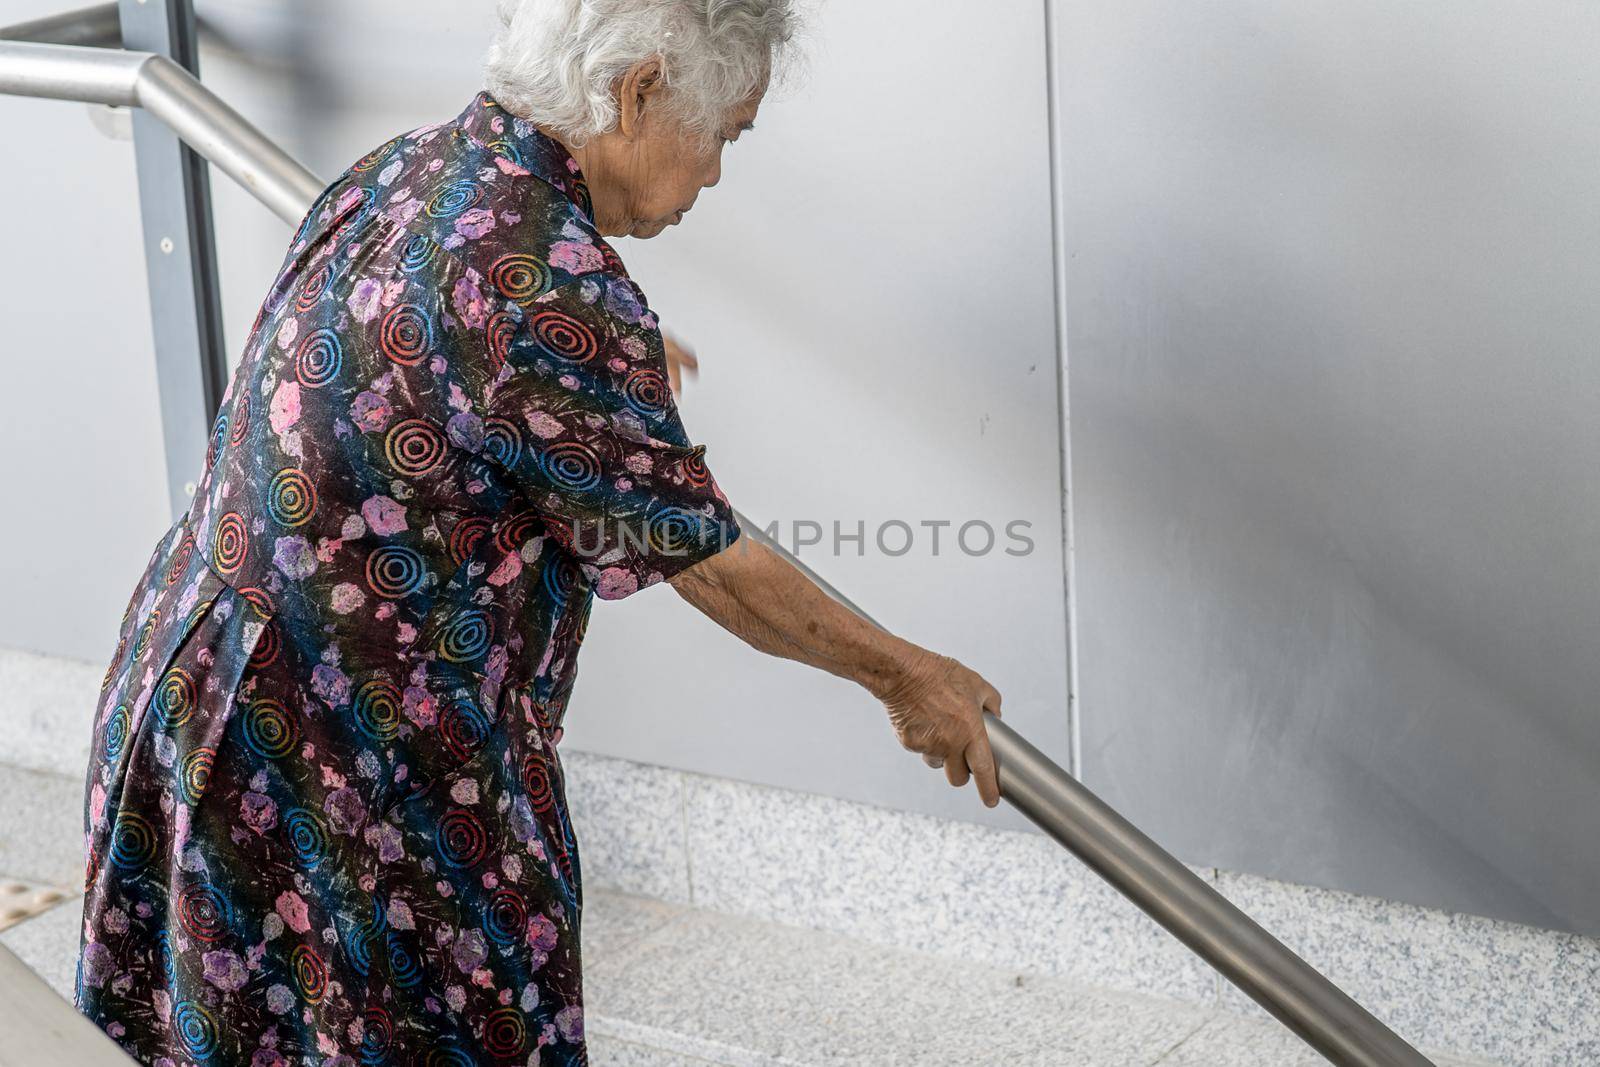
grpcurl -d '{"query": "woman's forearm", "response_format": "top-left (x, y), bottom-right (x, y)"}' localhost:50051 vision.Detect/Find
top-left (666, 535), bottom-right (920, 700)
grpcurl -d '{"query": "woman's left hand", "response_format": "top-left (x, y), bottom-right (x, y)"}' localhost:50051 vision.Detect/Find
top-left (662, 331), bottom-right (700, 398)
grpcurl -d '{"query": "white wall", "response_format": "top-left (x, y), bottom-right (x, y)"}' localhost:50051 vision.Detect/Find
top-left (0, 3), bottom-right (169, 662)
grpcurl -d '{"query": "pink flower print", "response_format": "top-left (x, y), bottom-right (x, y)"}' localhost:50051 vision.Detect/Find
top-left (324, 786), bottom-right (367, 835)
top-left (269, 379), bottom-right (302, 434)
top-left (455, 207), bottom-right (496, 241)
top-left (275, 891), bottom-right (311, 933)
top-left (335, 186), bottom-right (365, 214)
top-left (548, 239), bottom-right (605, 274)
top-left (488, 552), bottom-right (522, 587)
top-left (330, 583), bottom-right (366, 614)
top-left (454, 275), bottom-right (490, 330)
top-left (203, 949), bottom-right (249, 992)
top-left (556, 1004), bottom-right (584, 1042)
top-left (604, 277), bottom-right (643, 322)
top-left (240, 791), bottom-right (278, 835)
top-left (347, 277), bottom-right (383, 323)
top-left (526, 411), bottom-right (565, 439)
top-left (453, 930), bottom-right (488, 973)
top-left (311, 663), bottom-right (351, 707)
top-left (596, 567), bottom-right (639, 600)
top-left (272, 535), bottom-right (317, 580)
top-left (403, 686), bottom-right (439, 727)
top-left (529, 913), bottom-right (559, 951)
top-left (361, 495), bottom-right (408, 536)
top-left (350, 390), bottom-right (393, 433)
top-left (364, 820), bottom-right (404, 863)
top-left (79, 941), bottom-right (115, 988)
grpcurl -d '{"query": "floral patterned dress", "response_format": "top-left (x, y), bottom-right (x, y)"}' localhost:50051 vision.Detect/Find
top-left (75, 89), bottom-right (742, 1066)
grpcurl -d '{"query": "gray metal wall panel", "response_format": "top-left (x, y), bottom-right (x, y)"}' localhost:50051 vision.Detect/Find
top-left (1054, 0), bottom-right (1600, 935)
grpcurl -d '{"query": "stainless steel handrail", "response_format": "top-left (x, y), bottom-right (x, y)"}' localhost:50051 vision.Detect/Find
top-left (0, 34), bottom-right (1437, 1067)
top-left (0, 3), bottom-right (121, 48)
top-left (0, 40), bottom-right (322, 223)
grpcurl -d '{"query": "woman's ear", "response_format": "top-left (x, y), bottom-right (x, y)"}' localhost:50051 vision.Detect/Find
top-left (616, 55), bottom-right (666, 141)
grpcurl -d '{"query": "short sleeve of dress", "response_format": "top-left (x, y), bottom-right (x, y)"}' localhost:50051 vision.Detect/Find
top-left (482, 270), bottom-right (743, 600)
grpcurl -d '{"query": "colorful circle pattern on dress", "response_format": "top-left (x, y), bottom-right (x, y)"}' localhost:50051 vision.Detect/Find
top-left (436, 808), bottom-right (488, 868)
top-left (483, 416), bottom-right (522, 466)
top-left (486, 310), bottom-right (517, 371)
top-left (488, 253), bottom-right (550, 304)
top-left (385, 418), bottom-right (447, 477)
top-left (152, 667), bottom-right (196, 730)
top-left (267, 468), bottom-right (317, 527)
top-left (437, 609), bottom-right (492, 663)
top-left (179, 746), bottom-right (214, 804)
top-left (212, 512), bottom-right (248, 575)
top-left (109, 811), bottom-right (157, 869)
top-left (242, 698), bottom-right (299, 759)
top-left (448, 515), bottom-right (493, 565)
top-left (177, 882), bottom-right (232, 943)
top-left (623, 368), bottom-right (670, 415)
top-left (539, 441), bottom-right (602, 493)
top-left (352, 678), bottom-right (403, 741)
top-left (365, 545), bottom-right (426, 599)
top-left (440, 698), bottom-right (491, 762)
top-left (529, 309), bottom-right (598, 363)
top-left (381, 304), bottom-right (433, 366)
top-left (426, 179), bottom-right (482, 219)
top-left (296, 328), bottom-right (343, 388)
top-left (173, 999), bottom-right (219, 1059)
top-left (284, 807), bottom-right (329, 870)
top-left (290, 942), bottom-right (328, 1003)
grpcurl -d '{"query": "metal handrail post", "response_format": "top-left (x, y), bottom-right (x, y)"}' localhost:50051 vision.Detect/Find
top-left (0, 3), bottom-right (121, 47)
top-left (0, 39), bottom-right (1438, 1065)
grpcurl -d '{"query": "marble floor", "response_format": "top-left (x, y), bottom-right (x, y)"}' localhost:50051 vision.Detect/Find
top-left (0, 759), bottom-right (1495, 1066)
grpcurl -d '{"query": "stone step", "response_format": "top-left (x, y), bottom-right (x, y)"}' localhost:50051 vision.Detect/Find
top-left (578, 889), bottom-right (1491, 1067)
top-left (1, 882), bottom-right (1489, 1067)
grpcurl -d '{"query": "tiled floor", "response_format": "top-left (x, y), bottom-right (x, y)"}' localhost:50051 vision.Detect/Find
top-left (0, 759), bottom-right (1496, 1065)
top-left (577, 890), bottom-right (1495, 1067)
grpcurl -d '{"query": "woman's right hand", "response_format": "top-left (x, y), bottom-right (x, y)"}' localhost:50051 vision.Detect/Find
top-left (875, 648), bottom-right (1004, 808)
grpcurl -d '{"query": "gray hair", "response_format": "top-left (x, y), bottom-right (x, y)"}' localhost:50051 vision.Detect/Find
top-left (483, 0), bottom-right (801, 150)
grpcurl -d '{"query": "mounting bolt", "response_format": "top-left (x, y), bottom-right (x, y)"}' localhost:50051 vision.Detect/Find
top-left (160, 237), bottom-right (174, 255)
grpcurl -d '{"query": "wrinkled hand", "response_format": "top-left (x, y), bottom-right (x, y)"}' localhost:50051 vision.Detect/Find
top-left (877, 649), bottom-right (1004, 807)
top-left (661, 331), bottom-right (700, 399)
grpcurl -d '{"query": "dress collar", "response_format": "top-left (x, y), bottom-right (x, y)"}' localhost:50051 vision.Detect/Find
top-left (454, 88), bottom-right (595, 223)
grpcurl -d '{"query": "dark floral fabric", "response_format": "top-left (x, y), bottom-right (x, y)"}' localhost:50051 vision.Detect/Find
top-left (76, 89), bottom-right (742, 1066)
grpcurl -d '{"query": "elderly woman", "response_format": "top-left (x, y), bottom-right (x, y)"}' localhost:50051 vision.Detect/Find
top-left (76, 1), bottom-right (1003, 1063)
